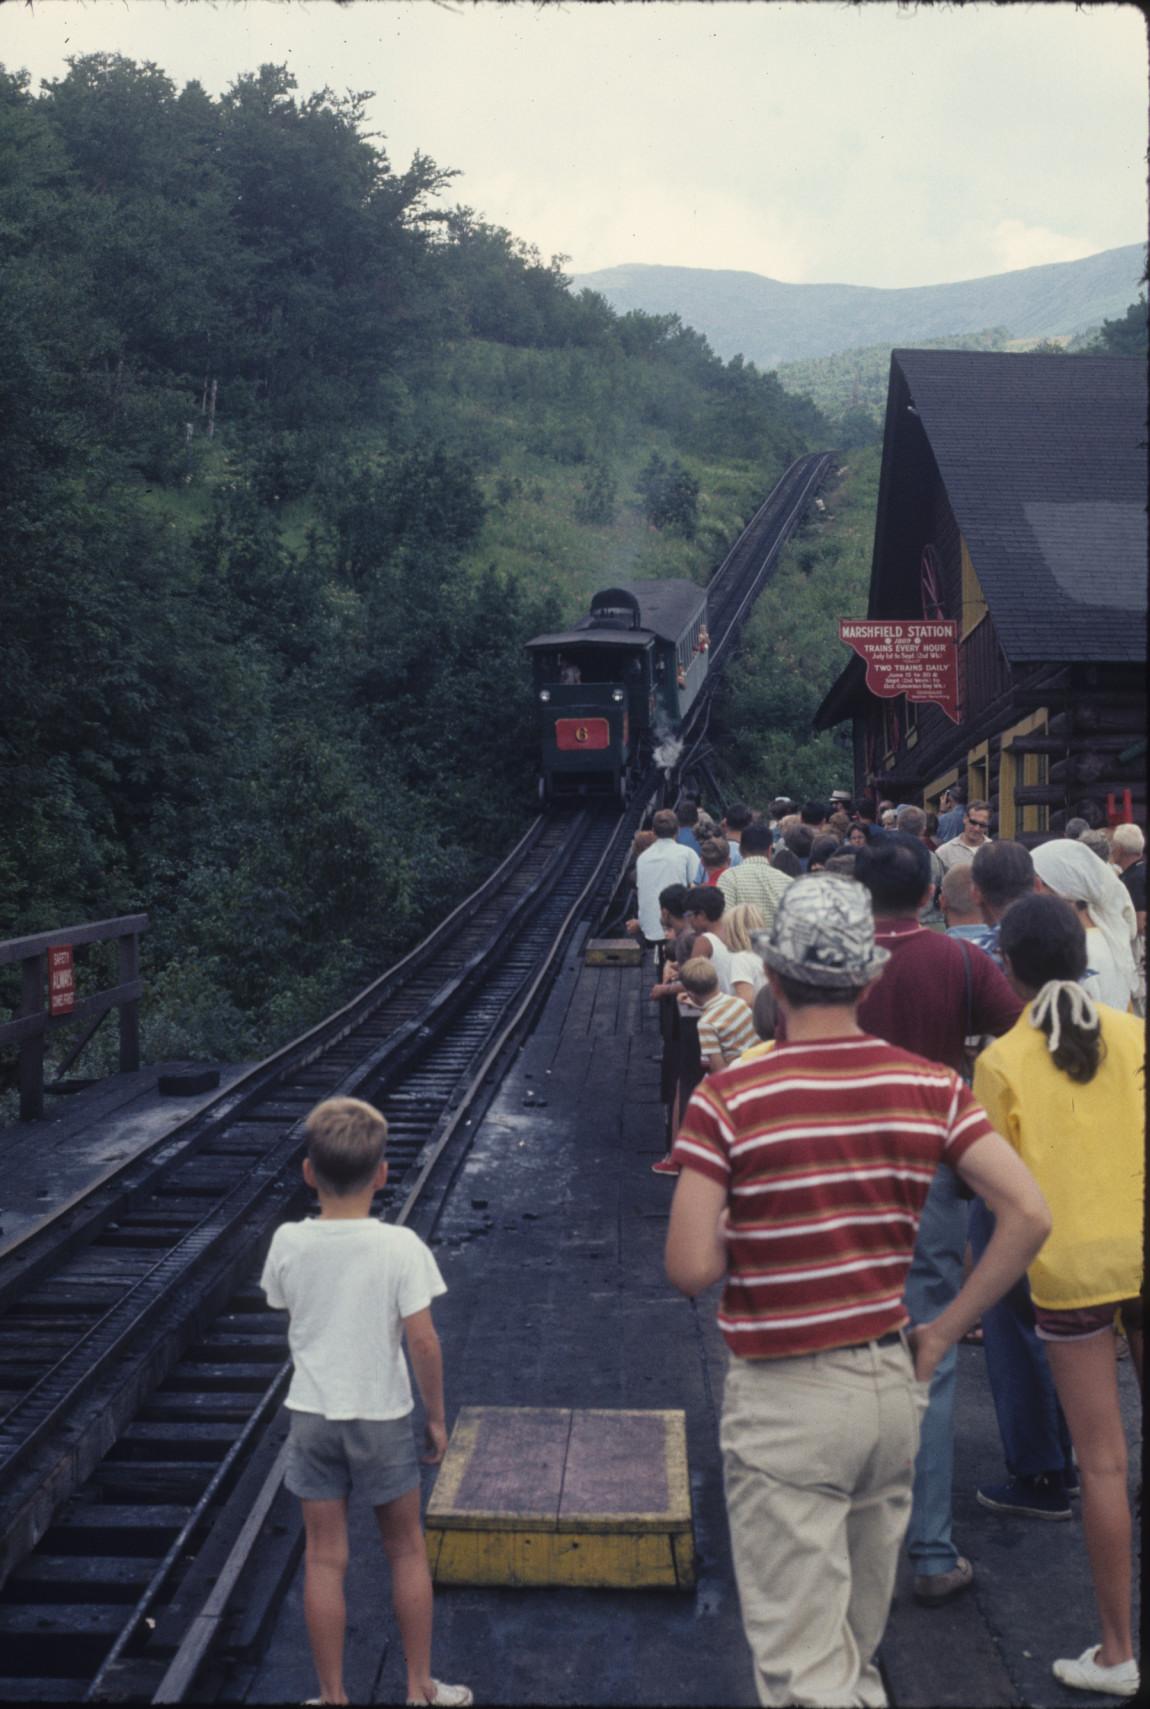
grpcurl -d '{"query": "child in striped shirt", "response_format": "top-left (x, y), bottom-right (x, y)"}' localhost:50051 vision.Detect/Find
top-left (678, 957), bottom-right (757, 1074)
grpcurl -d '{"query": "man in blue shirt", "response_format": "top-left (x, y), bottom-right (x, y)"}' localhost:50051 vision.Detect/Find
top-left (935, 783), bottom-right (966, 844)
top-left (676, 798), bottom-right (704, 860)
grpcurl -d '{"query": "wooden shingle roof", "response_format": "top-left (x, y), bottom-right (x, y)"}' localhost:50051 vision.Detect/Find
top-left (891, 350), bottom-right (1147, 661)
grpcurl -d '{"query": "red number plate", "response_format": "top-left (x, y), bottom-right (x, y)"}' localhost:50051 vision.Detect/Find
top-left (555, 718), bottom-right (610, 751)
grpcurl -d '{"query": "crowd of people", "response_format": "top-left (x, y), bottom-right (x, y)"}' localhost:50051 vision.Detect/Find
top-left (257, 788), bottom-right (1143, 1709)
top-left (635, 787), bottom-right (1144, 1705)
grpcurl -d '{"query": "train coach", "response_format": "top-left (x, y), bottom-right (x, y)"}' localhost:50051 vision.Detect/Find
top-left (526, 579), bottom-right (709, 803)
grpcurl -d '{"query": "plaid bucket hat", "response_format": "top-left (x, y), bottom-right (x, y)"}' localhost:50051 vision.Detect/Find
top-left (755, 874), bottom-right (890, 989)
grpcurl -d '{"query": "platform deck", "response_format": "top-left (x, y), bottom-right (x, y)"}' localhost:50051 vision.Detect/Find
top-left (238, 941), bottom-right (1140, 1707)
top-left (0, 1061), bottom-right (256, 1258)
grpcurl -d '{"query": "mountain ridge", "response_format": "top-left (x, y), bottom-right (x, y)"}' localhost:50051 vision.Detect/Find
top-left (571, 243), bottom-right (1145, 369)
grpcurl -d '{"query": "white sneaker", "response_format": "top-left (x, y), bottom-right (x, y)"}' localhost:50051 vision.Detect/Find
top-left (1052, 1645), bottom-right (1139, 1698)
top-left (406, 1684), bottom-right (474, 1707)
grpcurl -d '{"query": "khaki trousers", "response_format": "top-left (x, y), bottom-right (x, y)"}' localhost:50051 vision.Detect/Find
top-left (721, 1338), bottom-right (926, 1708)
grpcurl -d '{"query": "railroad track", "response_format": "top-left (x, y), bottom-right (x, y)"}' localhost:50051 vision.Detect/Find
top-left (0, 451), bottom-right (831, 1702)
top-left (0, 805), bottom-right (644, 1700)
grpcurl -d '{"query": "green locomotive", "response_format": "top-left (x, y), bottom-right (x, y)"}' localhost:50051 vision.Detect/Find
top-left (525, 580), bottom-right (710, 804)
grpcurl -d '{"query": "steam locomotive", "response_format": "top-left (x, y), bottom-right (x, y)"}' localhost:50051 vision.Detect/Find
top-left (526, 580), bottom-right (709, 803)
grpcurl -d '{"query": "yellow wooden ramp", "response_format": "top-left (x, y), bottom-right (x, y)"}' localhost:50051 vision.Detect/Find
top-left (425, 1406), bottom-right (696, 1589)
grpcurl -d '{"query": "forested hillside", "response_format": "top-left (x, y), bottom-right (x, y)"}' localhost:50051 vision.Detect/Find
top-left (777, 329), bottom-right (1013, 429)
top-left (0, 56), bottom-right (827, 1097)
top-left (776, 310), bottom-right (1145, 428)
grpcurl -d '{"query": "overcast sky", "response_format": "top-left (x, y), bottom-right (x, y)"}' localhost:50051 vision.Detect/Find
top-left (3, 0), bottom-right (1146, 288)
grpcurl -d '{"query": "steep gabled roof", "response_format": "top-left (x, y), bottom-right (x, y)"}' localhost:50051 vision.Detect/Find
top-left (890, 350), bottom-right (1147, 661)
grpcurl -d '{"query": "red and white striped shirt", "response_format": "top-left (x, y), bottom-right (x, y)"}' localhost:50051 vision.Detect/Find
top-left (671, 1034), bottom-right (993, 1358)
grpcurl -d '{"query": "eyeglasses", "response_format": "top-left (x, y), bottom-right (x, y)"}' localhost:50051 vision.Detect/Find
top-left (967, 817), bottom-right (990, 831)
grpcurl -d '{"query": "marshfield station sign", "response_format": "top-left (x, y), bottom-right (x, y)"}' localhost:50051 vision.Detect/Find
top-left (838, 620), bottom-right (960, 724)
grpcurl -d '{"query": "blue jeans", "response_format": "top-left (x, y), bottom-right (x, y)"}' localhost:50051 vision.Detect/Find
top-left (904, 1168), bottom-right (967, 1575)
top-left (967, 1196), bottom-right (1073, 1481)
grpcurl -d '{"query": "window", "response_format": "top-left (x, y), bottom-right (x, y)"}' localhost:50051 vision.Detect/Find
top-left (904, 698), bottom-right (919, 749)
top-left (925, 766), bottom-right (959, 817)
top-left (967, 740), bottom-right (990, 815)
top-left (998, 711), bottom-right (1050, 838)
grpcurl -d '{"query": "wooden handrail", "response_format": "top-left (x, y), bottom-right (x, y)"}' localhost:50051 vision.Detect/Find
top-left (0, 915), bottom-right (149, 1121)
top-left (0, 914), bottom-right (149, 968)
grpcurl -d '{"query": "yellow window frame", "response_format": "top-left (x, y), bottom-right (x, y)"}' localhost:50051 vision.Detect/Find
top-left (998, 708), bottom-right (1050, 838)
top-left (967, 740), bottom-right (990, 812)
top-left (960, 539), bottom-right (989, 640)
top-left (925, 765), bottom-right (959, 815)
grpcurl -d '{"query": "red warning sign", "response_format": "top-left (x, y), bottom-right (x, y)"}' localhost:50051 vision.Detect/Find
top-left (49, 945), bottom-right (76, 1016)
top-left (839, 620), bottom-right (960, 724)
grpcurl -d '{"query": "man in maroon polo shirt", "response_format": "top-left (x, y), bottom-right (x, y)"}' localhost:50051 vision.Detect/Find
top-left (855, 833), bottom-right (1021, 1609)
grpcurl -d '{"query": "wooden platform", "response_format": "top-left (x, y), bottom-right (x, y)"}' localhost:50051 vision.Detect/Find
top-left (0, 1060), bottom-right (255, 1258)
top-left (425, 1406), bottom-right (695, 1589)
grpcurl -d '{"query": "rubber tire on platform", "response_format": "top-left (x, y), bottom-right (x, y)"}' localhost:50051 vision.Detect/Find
top-left (158, 1067), bottom-right (221, 1096)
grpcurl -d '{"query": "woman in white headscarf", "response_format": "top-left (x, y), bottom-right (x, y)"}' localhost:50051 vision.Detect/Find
top-left (1032, 838), bottom-right (1139, 1012)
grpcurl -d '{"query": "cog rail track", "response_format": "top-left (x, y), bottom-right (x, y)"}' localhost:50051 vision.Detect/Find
top-left (0, 801), bottom-right (647, 1700)
top-left (0, 451), bottom-right (831, 1701)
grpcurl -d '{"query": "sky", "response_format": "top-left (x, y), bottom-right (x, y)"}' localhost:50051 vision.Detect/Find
top-left (2, 0), bottom-right (1146, 289)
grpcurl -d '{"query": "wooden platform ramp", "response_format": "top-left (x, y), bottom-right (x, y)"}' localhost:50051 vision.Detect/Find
top-left (425, 1406), bottom-right (695, 1589)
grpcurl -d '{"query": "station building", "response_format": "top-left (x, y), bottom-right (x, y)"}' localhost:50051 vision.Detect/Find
top-left (815, 351), bottom-right (1147, 842)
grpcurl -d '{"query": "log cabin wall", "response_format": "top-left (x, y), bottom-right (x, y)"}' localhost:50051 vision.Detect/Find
top-left (815, 351), bottom-right (1147, 839)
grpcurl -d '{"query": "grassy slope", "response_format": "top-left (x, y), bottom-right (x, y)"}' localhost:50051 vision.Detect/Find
top-left (776, 329), bottom-right (1011, 423)
top-left (138, 341), bottom-right (794, 621)
top-left (708, 442), bottom-right (881, 808)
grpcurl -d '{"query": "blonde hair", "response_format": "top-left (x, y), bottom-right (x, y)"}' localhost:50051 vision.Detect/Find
top-left (724, 901), bottom-right (766, 953)
top-left (678, 956), bottom-right (719, 999)
top-left (305, 1097), bottom-right (387, 1195)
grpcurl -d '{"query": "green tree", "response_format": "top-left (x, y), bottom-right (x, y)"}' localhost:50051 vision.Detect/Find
top-left (1095, 297), bottom-right (1148, 358)
top-left (636, 453), bottom-right (699, 537)
top-left (573, 460), bottom-right (617, 524)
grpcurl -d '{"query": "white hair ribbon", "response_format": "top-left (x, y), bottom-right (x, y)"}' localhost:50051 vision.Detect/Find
top-left (1029, 980), bottom-right (1099, 1056)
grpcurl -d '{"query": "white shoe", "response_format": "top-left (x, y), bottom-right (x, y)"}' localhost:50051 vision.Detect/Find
top-left (406, 1684), bottom-right (474, 1707)
top-left (1052, 1645), bottom-right (1139, 1698)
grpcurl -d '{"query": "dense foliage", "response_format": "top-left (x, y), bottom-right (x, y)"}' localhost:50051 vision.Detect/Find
top-left (1, 55), bottom-right (827, 1095)
top-left (708, 447), bottom-right (881, 806)
top-left (777, 329), bottom-right (1011, 428)
top-left (778, 300), bottom-right (1147, 427)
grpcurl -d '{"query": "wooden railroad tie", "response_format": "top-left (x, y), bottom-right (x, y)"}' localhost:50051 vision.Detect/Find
top-left (584, 938), bottom-right (642, 967)
top-left (425, 1406), bottom-right (695, 1589)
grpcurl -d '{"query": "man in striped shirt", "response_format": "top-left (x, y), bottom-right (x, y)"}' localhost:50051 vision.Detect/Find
top-left (665, 876), bottom-right (1050, 1709)
top-left (718, 821), bottom-right (793, 927)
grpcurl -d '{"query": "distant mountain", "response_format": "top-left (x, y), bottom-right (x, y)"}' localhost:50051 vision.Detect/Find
top-left (571, 244), bottom-right (1145, 369)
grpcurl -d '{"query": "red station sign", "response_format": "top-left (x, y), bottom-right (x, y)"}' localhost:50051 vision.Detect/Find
top-left (49, 945), bottom-right (76, 1016)
top-left (839, 620), bottom-right (960, 724)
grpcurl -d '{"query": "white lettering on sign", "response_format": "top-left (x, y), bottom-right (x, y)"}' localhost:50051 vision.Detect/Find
top-left (838, 619), bottom-right (960, 724)
top-left (49, 945), bottom-right (76, 1015)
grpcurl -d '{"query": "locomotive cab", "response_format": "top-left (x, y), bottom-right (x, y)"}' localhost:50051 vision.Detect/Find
top-left (526, 580), bottom-right (708, 805)
top-left (528, 631), bottom-right (653, 803)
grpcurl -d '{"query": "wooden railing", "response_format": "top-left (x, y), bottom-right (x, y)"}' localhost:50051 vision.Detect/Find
top-left (0, 915), bottom-right (148, 1121)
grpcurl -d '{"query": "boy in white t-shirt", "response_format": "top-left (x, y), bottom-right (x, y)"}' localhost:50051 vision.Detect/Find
top-left (260, 1097), bottom-right (471, 1709)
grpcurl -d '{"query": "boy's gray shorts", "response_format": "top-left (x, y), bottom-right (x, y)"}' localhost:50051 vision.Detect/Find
top-left (285, 1411), bottom-right (420, 1505)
